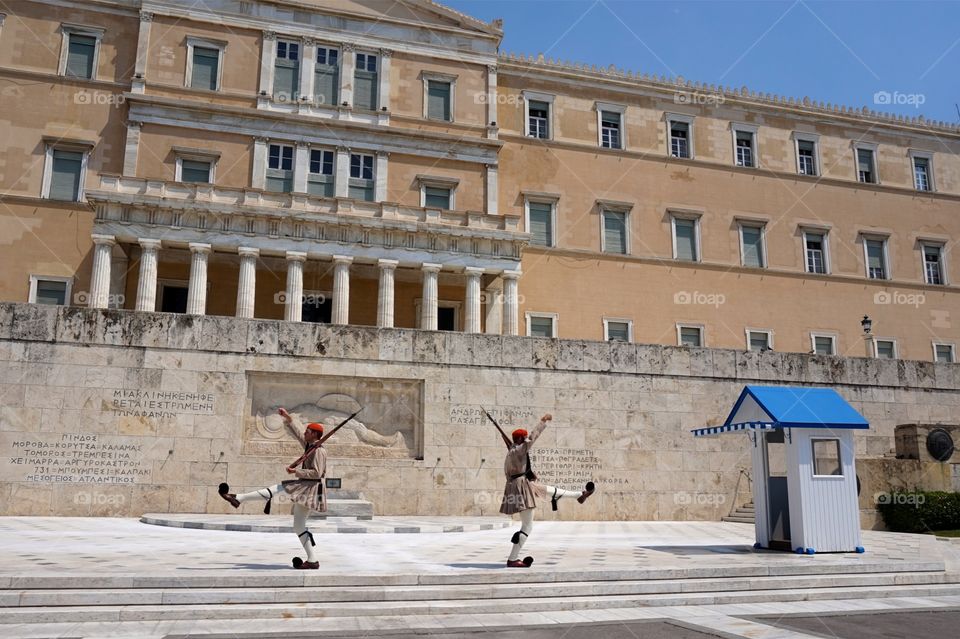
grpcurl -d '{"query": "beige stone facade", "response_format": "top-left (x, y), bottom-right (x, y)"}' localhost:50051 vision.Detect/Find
top-left (0, 0), bottom-right (958, 360)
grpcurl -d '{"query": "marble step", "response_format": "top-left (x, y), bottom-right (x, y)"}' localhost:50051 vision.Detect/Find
top-left (5, 570), bottom-right (958, 608)
top-left (4, 581), bottom-right (960, 624)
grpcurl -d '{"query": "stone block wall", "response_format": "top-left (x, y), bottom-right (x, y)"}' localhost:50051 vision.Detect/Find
top-left (1, 303), bottom-right (958, 527)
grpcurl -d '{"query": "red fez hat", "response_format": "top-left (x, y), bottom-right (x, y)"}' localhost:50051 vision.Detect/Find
top-left (307, 422), bottom-right (324, 433)
top-left (511, 428), bottom-right (528, 439)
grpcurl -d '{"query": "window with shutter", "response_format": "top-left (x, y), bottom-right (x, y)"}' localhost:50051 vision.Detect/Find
top-left (527, 201), bottom-right (553, 247)
top-left (34, 279), bottom-right (68, 305)
top-left (424, 186), bottom-right (451, 209)
top-left (273, 40), bottom-right (300, 101)
top-left (814, 336), bottom-right (835, 355)
top-left (857, 148), bottom-right (876, 183)
top-left (674, 218), bottom-right (698, 261)
top-left (602, 210), bottom-right (627, 254)
top-left (875, 340), bottom-right (896, 359)
top-left (865, 239), bottom-right (886, 279)
top-left (605, 321), bottom-right (630, 342)
top-left (528, 100), bottom-right (549, 138)
top-left (741, 225), bottom-right (764, 267)
top-left (49, 149), bottom-right (84, 201)
top-left (427, 80), bottom-right (451, 120)
top-left (935, 344), bottom-right (954, 363)
top-left (924, 245), bottom-right (944, 285)
top-left (191, 46), bottom-right (219, 90)
top-left (65, 33), bottom-right (96, 78)
top-left (354, 53), bottom-right (378, 110)
top-left (748, 331), bottom-right (771, 351)
top-left (266, 144), bottom-right (294, 193)
top-left (349, 153), bottom-right (374, 201)
top-left (314, 46), bottom-right (339, 105)
top-left (670, 122), bottom-right (690, 158)
top-left (679, 326), bottom-right (702, 347)
top-left (307, 149), bottom-right (335, 197)
top-left (529, 316), bottom-right (555, 338)
top-left (797, 140), bottom-right (817, 175)
top-left (180, 159), bottom-right (212, 184)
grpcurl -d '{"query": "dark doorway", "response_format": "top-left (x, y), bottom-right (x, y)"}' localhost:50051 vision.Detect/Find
top-left (160, 285), bottom-right (188, 313)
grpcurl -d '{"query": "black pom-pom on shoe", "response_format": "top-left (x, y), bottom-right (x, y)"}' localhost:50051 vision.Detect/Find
top-left (577, 481), bottom-right (596, 504)
top-left (218, 482), bottom-right (230, 495)
top-left (292, 556), bottom-right (303, 569)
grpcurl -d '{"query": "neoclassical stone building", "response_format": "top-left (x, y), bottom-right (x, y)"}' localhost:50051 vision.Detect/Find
top-left (2, 0), bottom-right (959, 359)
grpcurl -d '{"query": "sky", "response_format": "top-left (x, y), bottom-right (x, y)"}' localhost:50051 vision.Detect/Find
top-left (443, 0), bottom-right (960, 124)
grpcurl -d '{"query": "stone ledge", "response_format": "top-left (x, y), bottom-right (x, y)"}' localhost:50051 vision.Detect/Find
top-left (1, 303), bottom-right (957, 390)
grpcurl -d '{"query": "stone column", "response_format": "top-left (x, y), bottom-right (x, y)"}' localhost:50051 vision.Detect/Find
top-left (293, 141), bottom-right (309, 193)
top-left (89, 234), bottom-right (116, 309)
top-left (502, 269), bottom-right (520, 336)
top-left (252, 137), bottom-right (269, 189)
top-left (377, 259), bottom-right (398, 328)
top-left (485, 164), bottom-right (498, 215)
top-left (484, 281), bottom-right (502, 335)
top-left (331, 255), bottom-right (353, 325)
top-left (378, 48), bottom-right (392, 110)
top-left (420, 263), bottom-right (442, 331)
top-left (339, 44), bottom-right (355, 107)
top-left (284, 251), bottom-right (306, 322)
top-left (186, 243), bottom-right (211, 315)
top-left (334, 146), bottom-right (350, 197)
top-left (300, 38), bottom-right (317, 102)
top-left (464, 267), bottom-right (484, 334)
top-left (374, 151), bottom-right (389, 202)
top-left (236, 247), bottom-right (259, 319)
top-left (109, 244), bottom-right (128, 309)
top-left (486, 64), bottom-right (497, 125)
top-left (132, 11), bottom-right (152, 92)
top-left (123, 121), bottom-right (141, 176)
top-left (259, 31), bottom-right (276, 97)
top-left (135, 238), bottom-right (161, 312)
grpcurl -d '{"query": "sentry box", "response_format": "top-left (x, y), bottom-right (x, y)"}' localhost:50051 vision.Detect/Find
top-left (693, 386), bottom-right (868, 555)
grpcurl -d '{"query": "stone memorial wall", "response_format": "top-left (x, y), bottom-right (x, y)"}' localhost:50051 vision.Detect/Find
top-left (1, 302), bottom-right (958, 527)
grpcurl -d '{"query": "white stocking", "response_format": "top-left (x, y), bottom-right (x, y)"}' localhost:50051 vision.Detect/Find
top-left (235, 483), bottom-right (284, 503)
top-left (293, 504), bottom-right (317, 563)
top-left (508, 508), bottom-right (534, 561)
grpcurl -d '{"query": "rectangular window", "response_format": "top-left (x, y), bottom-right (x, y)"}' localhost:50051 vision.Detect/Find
top-left (602, 210), bottom-right (627, 254)
top-left (797, 139), bottom-right (817, 176)
top-left (748, 331), bottom-right (771, 351)
top-left (914, 156), bottom-right (931, 191)
top-left (528, 314), bottom-right (556, 338)
top-left (48, 149), bottom-right (84, 201)
top-left (923, 244), bottom-right (944, 285)
top-left (935, 343), bottom-right (955, 363)
top-left (31, 278), bottom-right (69, 305)
top-left (865, 238), bottom-right (887, 279)
top-left (600, 111), bottom-right (622, 149)
top-left (427, 80), bottom-right (451, 121)
top-left (678, 325), bottom-right (702, 347)
top-left (191, 46), bottom-right (220, 91)
top-left (875, 339), bottom-right (896, 359)
top-left (307, 149), bottom-right (334, 197)
top-left (813, 335), bottom-right (836, 356)
top-left (274, 40), bottom-right (300, 101)
top-left (349, 153), bottom-right (374, 201)
top-left (857, 148), bottom-right (876, 183)
top-left (314, 46), bottom-right (339, 105)
top-left (527, 201), bottom-right (553, 247)
top-left (354, 52), bottom-right (379, 110)
top-left (812, 439), bottom-right (843, 476)
top-left (740, 224), bottom-right (765, 268)
top-left (673, 218), bottom-right (699, 261)
top-left (735, 130), bottom-right (755, 167)
top-left (670, 121), bottom-right (690, 158)
top-left (266, 143), bottom-right (294, 193)
top-left (804, 232), bottom-right (827, 274)
top-left (605, 320), bottom-right (631, 342)
top-left (65, 33), bottom-right (97, 79)
top-left (423, 186), bottom-right (451, 209)
top-left (528, 100), bottom-right (549, 139)
top-left (180, 159), bottom-right (212, 184)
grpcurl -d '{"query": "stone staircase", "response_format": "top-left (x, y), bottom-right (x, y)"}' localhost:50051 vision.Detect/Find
top-left (3, 562), bottom-right (960, 634)
top-left (723, 501), bottom-right (756, 524)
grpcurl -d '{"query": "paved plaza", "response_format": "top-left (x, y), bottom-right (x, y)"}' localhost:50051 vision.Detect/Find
top-left (1, 516), bottom-right (959, 637)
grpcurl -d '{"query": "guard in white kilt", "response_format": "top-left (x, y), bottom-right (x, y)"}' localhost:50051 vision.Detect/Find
top-left (217, 408), bottom-right (330, 570)
top-left (493, 412), bottom-right (595, 568)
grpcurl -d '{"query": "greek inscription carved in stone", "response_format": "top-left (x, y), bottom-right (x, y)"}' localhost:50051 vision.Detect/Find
top-left (1, 433), bottom-right (151, 484)
top-left (109, 389), bottom-right (216, 419)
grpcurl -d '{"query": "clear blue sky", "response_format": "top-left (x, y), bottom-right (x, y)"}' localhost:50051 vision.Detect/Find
top-left (444, 0), bottom-right (960, 123)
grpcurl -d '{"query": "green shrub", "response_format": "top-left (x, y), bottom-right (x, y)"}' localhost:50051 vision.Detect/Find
top-left (877, 491), bottom-right (960, 533)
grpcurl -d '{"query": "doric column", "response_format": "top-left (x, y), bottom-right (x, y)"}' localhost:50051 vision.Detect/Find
top-left (110, 244), bottom-right (128, 310)
top-left (331, 255), bottom-right (353, 325)
top-left (252, 137), bottom-right (268, 189)
top-left (485, 64), bottom-right (497, 125)
top-left (502, 269), bottom-right (520, 336)
top-left (293, 141), bottom-right (309, 193)
top-left (300, 38), bottom-right (317, 102)
top-left (236, 247), bottom-right (259, 319)
top-left (89, 234), bottom-right (116, 309)
top-left (375, 151), bottom-right (389, 202)
top-left (464, 267), bottom-right (483, 334)
top-left (186, 243), bottom-right (211, 315)
top-left (377, 259), bottom-right (398, 328)
top-left (132, 11), bottom-right (152, 92)
top-left (135, 238), bottom-right (161, 312)
top-left (484, 282), bottom-right (502, 335)
top-left (378, 48), bottom-right (392, 110)
top-left (259, 31), bottom-right (276, 97)
top-left (334, 146), bottom-right (350, 197)
top-left (485, 164), bottom-right (498, 215)
top-left (123, 121), bottom-right (141, 176)
top-left (339, 43), bottom-right (355, 107)
top-left (283, 251), bottom-right (306, 322)
top-left (420, 263), bottom-right (442, 331)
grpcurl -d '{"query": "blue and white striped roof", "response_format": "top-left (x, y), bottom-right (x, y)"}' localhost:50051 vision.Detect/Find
top-left (693, 385), bottom-right (869, 438)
